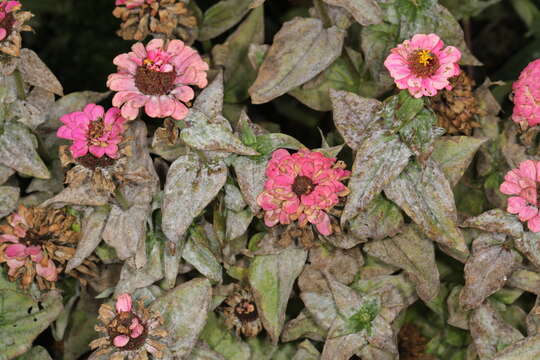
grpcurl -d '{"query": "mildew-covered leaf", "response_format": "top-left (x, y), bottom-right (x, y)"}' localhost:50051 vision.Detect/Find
top-left (18, 49), bottom-right (63, 96)
top-left (384, 159), bottom-right (469, 257)
top-left (300, 291), bottom-right (338, 332)
top-left (462, 209), bottom-right (523, 238)
top-left (292, 340), bottom-right (321, 360)
top-left (199, 0), bottom-right (252, 41)
top-left (469, 302), bottom-right (524, 360)
top-left (447, 285), bottom-right (470, 330)
top-left (200, 312), bottom-right (252, 360)
top-left (249, 17), bottom-right (345, 104)
top-left (281, 311), bottom-right (327, 343)
top-left (13, 346), bottom-right (52, 360)
top-left (151, 278), bottom-right (212, 358)
top-left (226, 208), bottom-right (253, 241)
top-left (184, 72), bottom-right (224, 125)
top-left (0, 186), bottom-right (18, 219)
top-left (248, 247), bottom-right (308, 343)
top-left (432, 136), bottom-right (488, 187)
top-left (508, 269), bottom-right (540, 296)
top-left (0, 165), bottom-right (14, 185)
top-left (0, 269), bottom-right (63, 359)
top-left (514, 232), bottom-right (540, 269)
top-left (322, 0), bottom-right (382, 25)
top-left (364, 225), bottom-right (440, 303)
top-left (0, 121), bottom-right (49, 179)
top-left (342, 130), bottom-right (411, 224)
top-left (330, 89), bottom-right (382, 150)
top-left (189, 342), bottom-right (227, 360)
top-left (41, 183), bottom-right (109, 207)
top-left (183, 234), bottom-right (223, 283)
top-left (493, 334), bottom-right (540, 360)
top-left (162, 154), bottom-right (227, 244)
top-left (232, 156), bottom-right (268, 214)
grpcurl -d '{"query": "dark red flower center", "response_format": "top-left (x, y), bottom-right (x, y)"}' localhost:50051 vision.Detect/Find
top-left (0, 13), bottom-right (16, 37)
top-left (407, 49), bottom-right (440, 78)
top-left (292, 176), bottom-right (315, 196)
top-left (88, 118), bottom-right (105, 140)
top-left (108, 312), bottom-right (147, 351)
top-left (134, 66), bottom-right (176, 95)
top-left (24, 230), bottom-right (51, 247)
top-left (77, 153), bottom-right (116, 170)
top-left (234, 300), bottom-right (258, 323)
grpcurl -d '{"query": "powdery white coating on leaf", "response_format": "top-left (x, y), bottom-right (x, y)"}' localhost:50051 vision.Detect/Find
top-left (300, 292), bottom-right (338, 331)
top-left (515, 232), bottom-right (540, 269)
top-left (363, 225), bottom-right (440, 303)
top-left (322, 0), bottom-right (383, 26)
top-left (0, 122), bottom-right (50, 179)
top-left (248, 247), bottom-right (308, 343)
top-left (462, 209), bottom-right (524, 239)
top-left (150, 278), bottom-right (212, 358)
top-left (493, 333), bottom-right (540, 360)
top-left (41, 182), bottom-right (109, 207)
top-left (14, 87), bottom-right (55, 130)
top-left (18, 49), bottom-right (63, 96)
top-left (507, 269), bottom-right (540, 296)
top-left (198, 0), bottom-right (252, 41)
top-left (249, 17), bottom-right (345, 104)
top-left (14, 346), bottom-right (52, 360)
top-left (232, 156), bottom-right (268, 214)
top-left (162, 154), bottom-right (227, 245)
top-left (189, 343), bottom-right (228, 360)
top-left (182, 237), bottom-right (223, 283)
top-left (102, 204), bottom-right (148, 261)
top-left (330, 89), bottom-right (382, 150)
top-left (342, 131), bottom-right (411, 225)
top-left (282, 311), bottom-right (327, 343)
top-left (0, 164), bottom-right (15, 185)
top-left (0, 186), bottom-right (18, 219)
top-left (348, 195), bottom-right (403, 242)
top-left (292, 340), bottom-right (321, 360)
top-left (447, 285), bottom-right (469, 330)
top-left (226, 208), bottom-right (253, 241)
top-left (384, 159), bottom-right (469, 257)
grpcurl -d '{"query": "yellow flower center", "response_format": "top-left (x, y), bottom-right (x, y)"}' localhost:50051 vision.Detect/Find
top-left (417, 50), bottom-right (433, 66)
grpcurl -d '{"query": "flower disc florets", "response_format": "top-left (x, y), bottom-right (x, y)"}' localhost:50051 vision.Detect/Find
top-left (511, 59), bottom-right (540, 129)
top-left (90, 293), bottom-right (168, 360)
top-left (223, 285), bottom-right (263, 338)
top-left (384, 33), bottom-right (461, 98)
top-left (256, 149), bottom-right (350, 236)
top-left (500, 160), bottom-right (540, 232)
top-left (107, 39), bottom-right (208, 121)
top-left (0, 0), bottom-right (32, 56)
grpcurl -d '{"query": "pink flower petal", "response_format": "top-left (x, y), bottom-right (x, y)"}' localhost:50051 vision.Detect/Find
top-left (528, 215), bottom-right (540, 232)
top-left (519, 205), bottom-right (539, 221)
top-left (36, 259), bottom-right (58, 281)
top-left (5, 243), bottom-right (26, 258)
top-left (116, 293), bottom-right (133, 313)
top-left (113, 335), bottom-right (130, 348)
top-left (507, 196), bottom-right (527, 214)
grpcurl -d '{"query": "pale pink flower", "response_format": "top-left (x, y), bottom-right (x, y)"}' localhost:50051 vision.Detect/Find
top-left (0, 1), bottom-right (21, 41)
top-left (384, 33), bottom-right (461, 98)
top-left (116, 293), bottom-right (133, 313)
top-left (512, 59), bottom-right (540, 128)
top-left (107, 39), bottom-right (208, 121)
top-left (500, 160), bottom-right (540, 232)
top-left (256, 149), bottom-right (350, 236)
top-left (56, 104), bottom-right (127, 159)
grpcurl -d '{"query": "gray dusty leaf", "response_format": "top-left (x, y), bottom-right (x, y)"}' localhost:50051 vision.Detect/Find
top-left (469, 302), bottom-right (524, 360)
top-left (189, 342), bottom-right (228, 360)
top-left (232, 156), bottom-right (268, 214)
top-left (183, 236), bottom-right (223, 283)
top-left (300, 292), bottom-right (338, 332)
top-left (447, 285), bottom-right (470, 330)
top-left (514, 232), bottom-right (540, 269)
top-left (322, 0), bottom-right (382, 25)
top-left (460, 239), bottom-right (518, 310)
top-left (249, 17), bottom-right (345, 104)
top-left (292, 340), bottom-right (321, 360)
top-left (200, 312), bottom-right (252, 360)
top-left (41, 183), bottom-right (109, 207)
top-left (508, 269), bottom-right (540, 296)
top-left (26, 160), bottom-right (64, 196)
top-left (330, 90), bottom-right (382, 150)
top-left (432, 136), bottom-right (488, 187)
top-left (364, 225), bottom-right (439, 303)
top-left (348, 194), bottom-right (403, 242)
top-left (18, 49), bottom-right (63, 96)
top-left (14, 87), bottom-right (55, 130)
top-left (384, 159), bottom-right (469, 257)
top-left (0, 121), bottom-right (50, 179)
top-left (151, 278), bottom-right (212, 358)
top-left (199, 0), bottom-right (252, 41)
top-left (493, 333), bottom-right (540, 359)
top-left (281, 311), bottom-right (327, 343)
top-left (462, 209), bottom-right (523, 238)
top-left (0, 269), bottom-right (63, 360)
top-left (249, 247), bottom-right (308, 343)
top-left (342, 130), bottom-right (411, 224)
top-left (13, 346), bottom-right (52, 360)
top-left (0, 165), bottom-right (14, 185)
top-left (162, 154), bottom-right (227, 244)
top-left (66, 206), bottom-right (109, 271)
top-left (226, 208), bottom-right (253, 241)
top-left (0, 186), bottom-right (19, 219)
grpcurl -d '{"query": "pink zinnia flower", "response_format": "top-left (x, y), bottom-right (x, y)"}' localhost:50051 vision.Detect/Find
top-left (111, 294), bottom-right (145, 348)
top-left (107, 39), bottom-right (209, 121)
top-left (512, 59), bottom-right (540, 128)
top-left (500, 160), bottom-right (540, 232)
top-left (56, 103), bottom-right (127, 159)
top-left (384, 33), bottom-right (461, 98)
top-left (256, 149), bottom-right (350, 236)
top-left (0, 1), bottom-right (20, 41)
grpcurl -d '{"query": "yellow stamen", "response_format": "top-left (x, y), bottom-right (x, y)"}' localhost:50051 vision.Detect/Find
top-left (417, 50), bottom-right (433, 66)
top-left (143, 59), bottom-right (154, 66)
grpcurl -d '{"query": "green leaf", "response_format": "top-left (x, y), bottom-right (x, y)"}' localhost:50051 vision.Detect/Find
top-left (183, 233), bottom-right (223, 283)
top-left (13, 346), bottom-right (52, 360)
top-left (349, 194), bottom-right (404, 242)
top-left (199, 0), bottom-right (252, 41)
top-left (200, 312), bottom-right (251, 360)
top-left (345, 299), bottom-right (379, 335)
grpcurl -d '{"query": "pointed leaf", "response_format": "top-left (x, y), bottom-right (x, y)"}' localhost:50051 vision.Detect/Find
top-left (200, 312), bottom-right (252, 360)
top-left (199, 0), bottom-right (252, 41)
top-left (493, 334), bottom-right (540, 360)
top-left (183, 236), bottom-right (223, 283)
top-left (515, 232), bottom-right (540, 269)
top-left (232, 156), bottom-right (268, 214)
top-left (462, 209), bottom-right (523, 238)
top-left (18, 49), bottom-right (63, 95)
top-left (348, 194), bottom-right (403, 242)
top-left (322, 0), bottom-right (383, 25)
top-left (0, 186), bottom-right (19, 219)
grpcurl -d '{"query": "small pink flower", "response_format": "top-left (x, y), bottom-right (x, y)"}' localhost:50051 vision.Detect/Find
top-left (113, 335), bottom-right (130, 347)
top-left (107, 39), bottom-right (209, 121)
top-left (384, 33), bottom-right (461, 98)
top-left (116, 293), bottom-right (133, 313)
top-left (512, 59), bottom-right (540, 128)
top-left (0, 1), bottom-right (21, 41)
top-left (256, 149), bottom-right (350, 236)
top-left (500, 160), bottom-right (540, 232)
top-left (56, 104), bottom-right (127, 159)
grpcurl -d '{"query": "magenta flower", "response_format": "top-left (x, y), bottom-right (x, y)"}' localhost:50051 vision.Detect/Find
top-left (107, 39), bottom-right (209, 121)
top-left (0, 1), bottom-right (20, 41)
top-left (500, 160), bottom-right (540, 232)
top-left (112, 294), bottom-right (145, 348)
top-left (512, 59), bottom-right (540, 128)
top-left (384, 33), bottom-right (461, 98)
top-left (256, 149), bottom-right (350, 236)
top-left (56, 103), bottom-right (127, 159)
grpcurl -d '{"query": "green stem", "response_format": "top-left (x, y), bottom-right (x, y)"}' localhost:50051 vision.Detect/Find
top-left (114, 187), bottom-right (130, 211)
top-left (13, 70), bottom-right (26, 100)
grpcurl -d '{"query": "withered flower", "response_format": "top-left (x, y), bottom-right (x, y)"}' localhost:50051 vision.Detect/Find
top-left (90, 293), bottom-right (168, 360)
top-left (430, 72), bottom-right (483, 136)
top-left (222, 285), bottom-right (263, 338)
top-left (113, 0), bottom-right (198, 44)
top-left (0, 205), bottom-right (98, 289)
top-left (0, 1), bottom-right (32, 57)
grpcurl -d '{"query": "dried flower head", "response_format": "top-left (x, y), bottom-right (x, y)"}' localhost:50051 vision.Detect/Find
top-left (512, 58), bottom-right (540, 129)
top-left (113, 0), bottom-right (197, 43)
top-left (0, 205), bottom-right (98, 289)
top-left (500, 160), bottom-right (540, 232)
top-left (222, 285), bottom-right (262, 338)
top-left (107, 39), bottom-right (208, 121)
top-left (384, 33), bottom-right (461, 98)
top-left (430, 72), bottom-right (483, 135)
top-left (0, 1), bottom-right (32, 56)
top-left (257, 149), bottom-right (350, 236)
top-left (90, 293), bottom-right (168, 360)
